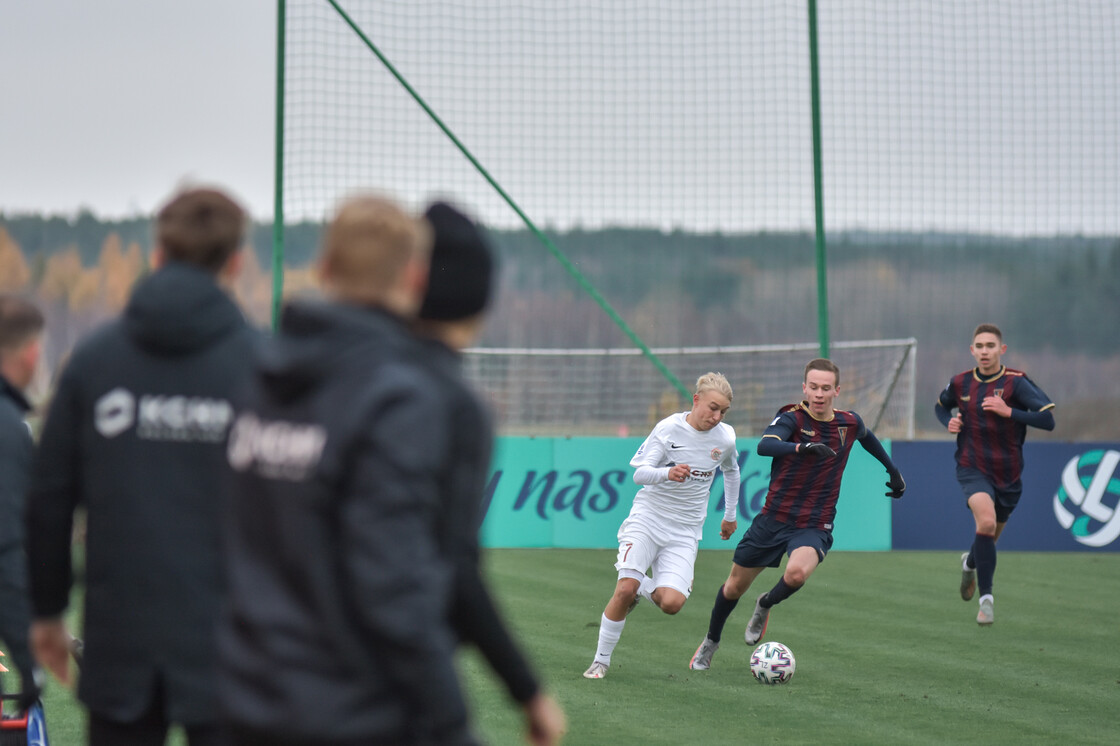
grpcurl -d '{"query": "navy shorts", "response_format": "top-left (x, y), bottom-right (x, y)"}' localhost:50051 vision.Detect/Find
top-left (956, 466), bottom-right (1022, 523)
top-left (732, 511), bottom-right (834, 569)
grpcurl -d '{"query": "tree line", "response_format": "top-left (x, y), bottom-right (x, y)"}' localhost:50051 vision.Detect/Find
top-left (3, 211), bottom-right (1118, 438)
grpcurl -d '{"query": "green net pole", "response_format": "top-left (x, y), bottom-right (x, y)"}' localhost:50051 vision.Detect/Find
top-left (325, 0), bottom-right (690, 400)
top-left (807, 0), bottom-right (830, 358)
top-left (271, 0), bottom-right (287, 331)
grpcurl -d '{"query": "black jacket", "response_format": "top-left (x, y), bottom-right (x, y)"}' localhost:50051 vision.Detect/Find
top-left (416, 338), bottom-right (541, 704)
top-left (0, 375), bottom-right (35, 693)
top-left (219, 300), bottom-right (473, 745)
top-left (26, 262), bottom-right (256, 724)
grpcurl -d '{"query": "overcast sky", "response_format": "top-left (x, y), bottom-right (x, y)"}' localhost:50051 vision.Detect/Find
top-left (2, 1), bottom-right (1117, 236)
top-left (1, 1), bottom-right (275, 219)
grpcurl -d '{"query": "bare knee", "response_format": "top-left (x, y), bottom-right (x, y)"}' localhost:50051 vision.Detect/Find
top-left (721, 577), bottom-right (745, 600)
top-left (969, 494), bottom-right (998, 535)
top-left (604, 579), bottom-right (640, 620)
top-left (784, 566), bottom-right (809, 587)
top-left (976, 518), bottom-right (998, 536)
top-left (612, 584), bottom-right (638, 605)
top-left (722, 568), bottom-right (757, 600)
top-left (659, 596), bottom-right (685, 615)
top-left (652, 589), bottom-right (687, 615)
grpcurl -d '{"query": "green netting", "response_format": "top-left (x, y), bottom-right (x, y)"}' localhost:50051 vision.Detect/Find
top-left (278, 0), bottom-right (1119, 438)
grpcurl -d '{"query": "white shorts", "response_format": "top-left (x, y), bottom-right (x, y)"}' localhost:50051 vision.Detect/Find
top-left (614, 513), bottom-right (699, 597)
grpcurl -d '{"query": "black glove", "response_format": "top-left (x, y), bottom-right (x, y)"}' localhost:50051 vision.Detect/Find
top-left (885, 471), bottom-right (906, 499)
top-left (799, 442), bottom-right (836, 458)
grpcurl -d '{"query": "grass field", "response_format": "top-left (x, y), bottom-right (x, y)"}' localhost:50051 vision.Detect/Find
top-left (26, 549), bottom-right (1120, 745)
top-left (458, 549), bottom-right (1120, 745)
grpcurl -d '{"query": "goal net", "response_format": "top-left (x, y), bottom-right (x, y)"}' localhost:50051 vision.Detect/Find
top-left (464, 338), bottom-right (916, 439)
top-left (277, 2), bottom-right (1117, 439)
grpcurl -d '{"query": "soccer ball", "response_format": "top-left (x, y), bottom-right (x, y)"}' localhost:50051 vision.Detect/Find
top-left (749, 641), bottom-right (796, 685)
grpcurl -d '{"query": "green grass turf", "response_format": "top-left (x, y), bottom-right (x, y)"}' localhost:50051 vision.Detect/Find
top-left (27, 550), bottom-right (1120, 745)
top-left (458, 549), bottom-right (1120, 745)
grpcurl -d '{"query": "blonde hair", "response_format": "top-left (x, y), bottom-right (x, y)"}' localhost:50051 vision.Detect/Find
top-left (319, 195), bottom-right (432, 305)
top-left (695, 371), bottom-right (733, 401)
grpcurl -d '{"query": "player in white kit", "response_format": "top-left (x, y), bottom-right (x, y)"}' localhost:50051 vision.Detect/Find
top-left (583, 372), bottom-right (740, 679)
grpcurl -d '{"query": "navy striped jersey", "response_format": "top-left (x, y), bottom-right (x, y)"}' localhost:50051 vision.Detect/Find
top-left (760, 402), bottom-right (867, 530)
top-left (937, 366), bottom-right (1054, 489)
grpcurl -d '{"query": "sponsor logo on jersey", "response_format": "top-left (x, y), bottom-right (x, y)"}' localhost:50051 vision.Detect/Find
top-left (94, 387), bottom-right (233, 442)
top-left (960, 395), bottom-right (970, 401)
top-left (800, 428), bottom-right (815, 437)
top-left (227, 412), bottom-right (327, 481)
top-left (1053, 449), bottom-right (1120, 548)
top-left (669, 442), bottom-right (684, 449)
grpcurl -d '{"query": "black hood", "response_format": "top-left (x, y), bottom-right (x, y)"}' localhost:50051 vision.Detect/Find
top-left (257, 300), bottom-right (411, 404)
top-left (124, 262), bottom-right (245, 356)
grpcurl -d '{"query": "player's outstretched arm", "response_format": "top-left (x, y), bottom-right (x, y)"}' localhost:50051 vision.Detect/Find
top-left (884, 471), bottom-right (906, 499)
top-left (857, 427), bottom-right (906, 499)
top-left (758, 435), bottom-right (836, 458)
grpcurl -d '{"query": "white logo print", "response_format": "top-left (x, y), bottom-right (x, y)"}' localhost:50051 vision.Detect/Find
top-left (95, 387), bottom-right (135, 437)
top-left (136, 394), bottom-right (233, 442)
top-left (93, 388), bottom-right (234, 443)
top-left (227, 412), bottom-right (327, 481)
top-left (1053, 449), bottom-right (1120, 548)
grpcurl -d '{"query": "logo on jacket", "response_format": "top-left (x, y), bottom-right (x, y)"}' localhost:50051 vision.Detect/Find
top-left (227, 412), bottom-right (327, 481)
top-left (93, 387), bottom-right (234, 443)
top-left (95, 387), bottom-right (135, 437)
top-left (1053, 449), bottom-right (1120, 548)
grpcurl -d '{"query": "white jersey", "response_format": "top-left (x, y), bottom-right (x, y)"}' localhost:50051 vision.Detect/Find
top-left (627, 411), bottom-right (739, 534)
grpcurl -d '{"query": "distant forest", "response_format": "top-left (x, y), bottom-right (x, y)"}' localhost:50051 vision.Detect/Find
top-left (2, 210), bottom-right (1118, 438)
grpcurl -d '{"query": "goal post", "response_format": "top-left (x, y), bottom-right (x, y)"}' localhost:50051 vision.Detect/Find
top-left (464, 338), bottom-right (916, 439)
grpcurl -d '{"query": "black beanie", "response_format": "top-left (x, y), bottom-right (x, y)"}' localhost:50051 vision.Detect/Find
top-left (419, 201), bottom-right (495, 321)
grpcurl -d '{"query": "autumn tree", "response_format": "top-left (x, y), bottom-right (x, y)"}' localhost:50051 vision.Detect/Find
top-left (0, 227), bottom-right (30, 291)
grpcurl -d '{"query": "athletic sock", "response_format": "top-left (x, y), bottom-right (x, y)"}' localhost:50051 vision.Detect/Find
top-left (760, 576), bottom-right (800, 608)
top-left (594, 614), bottom-right (626, 666)
top-left (706, 584), bottom-right (739, 644)
top-left (973, 532), bottom-right (997, 596)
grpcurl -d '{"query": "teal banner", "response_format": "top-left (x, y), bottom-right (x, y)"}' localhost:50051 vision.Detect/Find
top-left (480, 437), bottom-right (892, 550)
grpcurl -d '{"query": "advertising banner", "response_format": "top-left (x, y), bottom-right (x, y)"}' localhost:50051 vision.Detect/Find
top-left (480, 437), bottom-right (892, 550)
top-left (892, 441), bottom-right (1120, 551)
